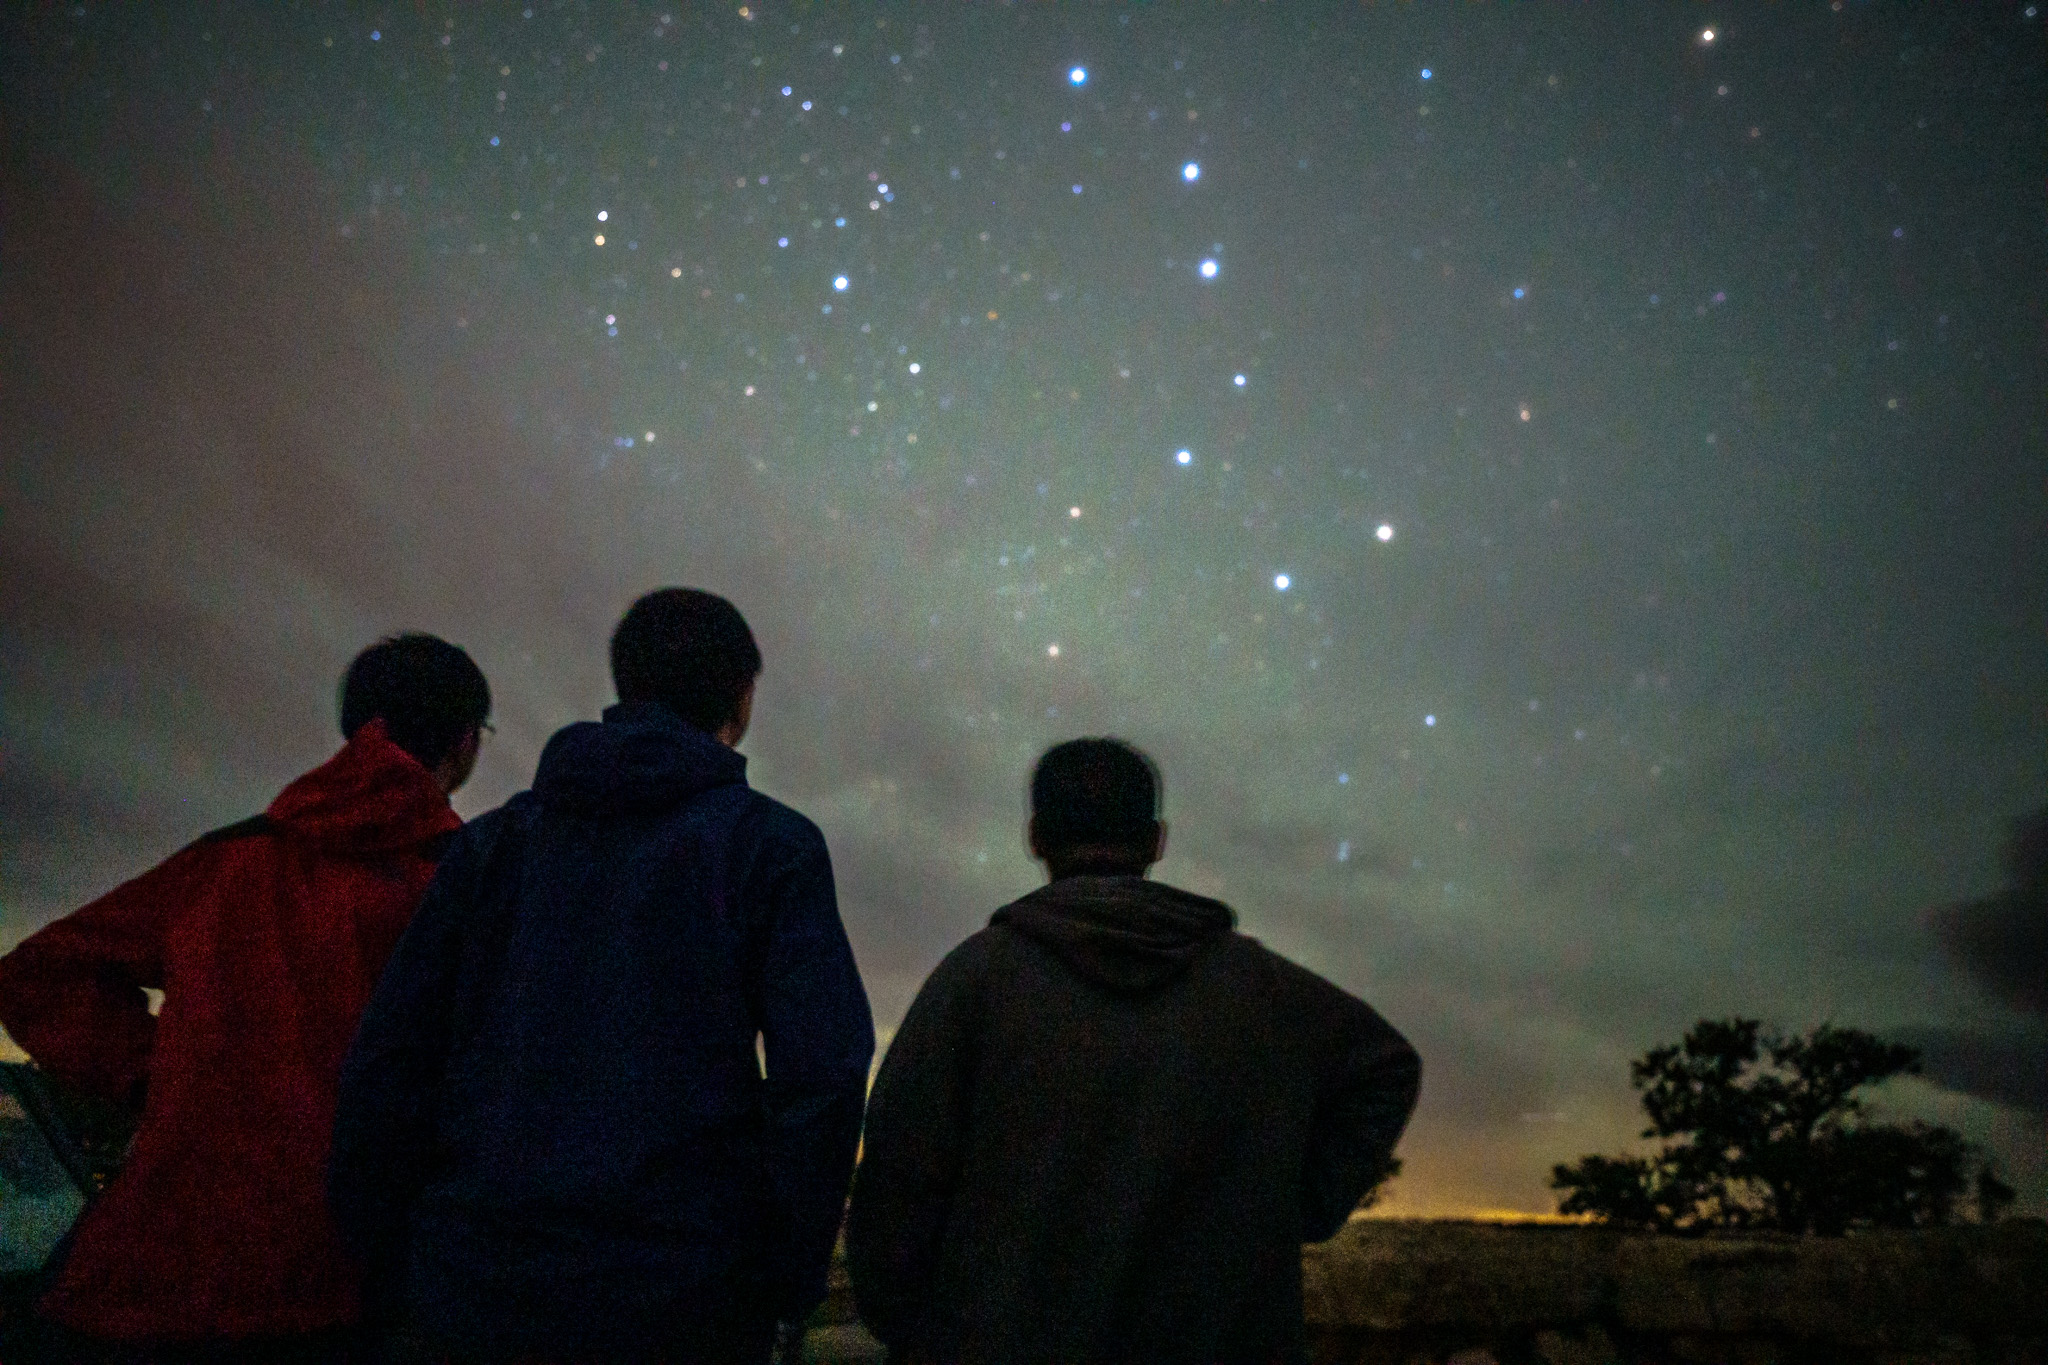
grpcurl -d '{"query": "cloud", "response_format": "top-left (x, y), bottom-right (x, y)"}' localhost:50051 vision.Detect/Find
top-left (1931, 807), bottom-right (2048, 1020)
top-left (1889, 1025), bottom-right (2048, 1117)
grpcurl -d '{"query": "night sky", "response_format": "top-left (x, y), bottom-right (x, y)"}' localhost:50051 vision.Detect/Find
top-left (4, 2), bottom-right (2044, 1217)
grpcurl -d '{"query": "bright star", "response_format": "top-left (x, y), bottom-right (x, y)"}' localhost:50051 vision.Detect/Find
top-left (1182, 162), bottom-right (1201, 182)
top-left (1199, 259), bottom-right (1219, 279)
top-left (1376, 523), bottom-right (1395, 542)
top-left (1069, 66), bottom-right (1088, 85)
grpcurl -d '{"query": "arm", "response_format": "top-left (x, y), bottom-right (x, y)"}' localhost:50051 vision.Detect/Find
top-left (843, 943), bottom-right (981, 1352)
top-left (749, 821), bottom-right (876, 1324)
top-left (329, 812), bottom-right (501, 1276)
top-left (1298, 984), bottom-right (1422, 1241)
top-left (0, 847), bottom-right (196, 1105)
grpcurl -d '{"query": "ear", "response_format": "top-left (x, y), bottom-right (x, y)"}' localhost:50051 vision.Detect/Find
top-left (715, 679), bottom-right (758, 748)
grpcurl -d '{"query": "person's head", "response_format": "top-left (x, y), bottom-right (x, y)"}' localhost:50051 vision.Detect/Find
top-left (610, 588), bottom-right (762, 745)
top-left (339, 633), bottom-right (491, 794)
top-left (1027, 737), bottom-right (1167, 880)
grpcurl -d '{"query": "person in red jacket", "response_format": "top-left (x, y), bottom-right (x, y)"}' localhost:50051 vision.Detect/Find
top-left (0, 633), bottom-right (491, 1364)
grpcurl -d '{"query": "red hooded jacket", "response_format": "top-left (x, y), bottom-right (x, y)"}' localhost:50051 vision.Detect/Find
top-left (0, 720), bottom-right (460, 1341)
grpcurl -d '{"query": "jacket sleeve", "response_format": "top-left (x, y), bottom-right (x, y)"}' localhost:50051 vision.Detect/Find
top-left (328, 814), bottom-right (494, 1278)
top-left (1298, 981), bottom-right (1422, 1242)
top-left (843, 941), bottom-right (981, 1352)
top-left (0, 847), bottom-right (195, 1104)
top-left (748, 818), bottom-right (876, 1323)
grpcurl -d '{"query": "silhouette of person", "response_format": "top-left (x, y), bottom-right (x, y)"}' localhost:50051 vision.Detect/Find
top-left (331, 589), bottom-right (873, 1365)
top-left (847, 737), bottom-right (1420, 1365)
top-left (0, 633), bottom-right (491, 1364)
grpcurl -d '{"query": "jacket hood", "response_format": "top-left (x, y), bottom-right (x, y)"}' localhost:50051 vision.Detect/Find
top-left (532, 700), bottom-right (748, 816)
top-left (265, 718), bottom-right (461, 854)
top-left (991, 876), bottom-right (1236, 995)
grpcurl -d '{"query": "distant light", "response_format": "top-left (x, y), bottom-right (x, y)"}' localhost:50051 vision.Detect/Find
top-left (833, 275), bottom-right (849, 291)
top-left (1072, 184), bottom-right (1084, 194)
top-left (1337, 840), bottom-right (1351, 862)
top-left (671, 267), bottom-right (682, 277)
top-left (597, 210), bottom-right (608, 221)
top-left (1376, 523), bottom-right (1395, 542)
top-left (1420, 67), bottom-right (1432, 80)
top-left (1176, 449), bottom-right (1192, 465)
top-left (743, 385), bottom-right (756, 396)
top-left (594, 234), bottom-right (605, 245)
top-left (778, 236), bottom-right (789, 247)
top-left (1700, 28), bottom-right (1715, 43)
top-left (1199, 259), bottom-right (1219, 279)
top-left (1061, 121), bottom-right (1073, 132)
top-left (1512, 286), bottom-right (1525, 299)
top-left (370, 29), bottom-right (380, 40)
top-left (644, 431), bottom-right (656, 442)
top-left (1233, 373), bottom-right (1247, 387)
top-left (801, 100), bottom-right (812, 110)
top-left (1182, 161), bottom-right (1201, 182)
top-left (1274, 574), bottom-right (1291, 591)
top-left (605, 314), bottom-right (616, 325)
top-left (781, 85), bottom-right (792, 96)
top-left (1069, 506), bottom-right (1082, 518)
top-left (908, 361), bottom-right (921, 374)
top-left (834, 216), bottom-right (846, 227)
top-left (1338, 772), bottom-right (1350, 784)
top-left (1068, 66), bottom-right (1088, 85)
top-left (1519, 405), bottom-right (1532, 421)
top-left (1047, 643), bottom-right (1061, 657)
top-left (489, 136), bottom-right (500, 146)
top-left (1424, 714), bottom-right (1437, 727)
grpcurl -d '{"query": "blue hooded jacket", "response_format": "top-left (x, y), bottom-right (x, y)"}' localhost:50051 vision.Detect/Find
top-left (331, 702), bottom-right (874, 1357)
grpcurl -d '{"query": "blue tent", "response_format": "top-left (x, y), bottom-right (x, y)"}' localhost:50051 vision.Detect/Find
top-left (0, 1064), bottom-right (89, 1276)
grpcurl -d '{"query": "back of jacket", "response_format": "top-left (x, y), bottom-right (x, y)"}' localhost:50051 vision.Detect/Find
top-left (846, 876), bottom-right (1420, 1365)
top-left (0, 720), bottom-right (458, 1341)
top-left (332, 703), bottom-right (873, 1359)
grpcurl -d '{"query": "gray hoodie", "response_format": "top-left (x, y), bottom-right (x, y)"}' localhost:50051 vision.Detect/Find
top-left (847, 875), bottom-right (1420, 1365)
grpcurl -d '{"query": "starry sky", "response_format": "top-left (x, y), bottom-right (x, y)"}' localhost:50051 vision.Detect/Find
top-left (3, 2), bottom-right (2044, 1217)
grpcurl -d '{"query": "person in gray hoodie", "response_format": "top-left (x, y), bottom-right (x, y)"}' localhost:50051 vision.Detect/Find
top-left (846, 738), bottom-right (1421, 1365)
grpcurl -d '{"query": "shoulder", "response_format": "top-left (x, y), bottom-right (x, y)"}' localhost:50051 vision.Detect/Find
top-left (191, 814), bottom-right (277, 848)
top-left (1218, 932), bottom-right (1371, 1014)
top-left (729, 787), bottom-right (829, 859)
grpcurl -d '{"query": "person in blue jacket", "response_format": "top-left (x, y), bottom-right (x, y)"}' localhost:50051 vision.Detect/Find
top-left (330, 588), bottom-right (874, 1365)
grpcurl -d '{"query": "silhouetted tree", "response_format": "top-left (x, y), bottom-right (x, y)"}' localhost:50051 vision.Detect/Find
top-left (1552, 1018), bottom-right (2015, 1234)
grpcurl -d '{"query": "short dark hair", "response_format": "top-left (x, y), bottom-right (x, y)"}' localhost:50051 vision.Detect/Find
top-left (1030, 738), bottom-right (1162, 860)
top-left (610, 588), bottom-right (762, 733)
top-left (339, 633), bottom-right (491, 769)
